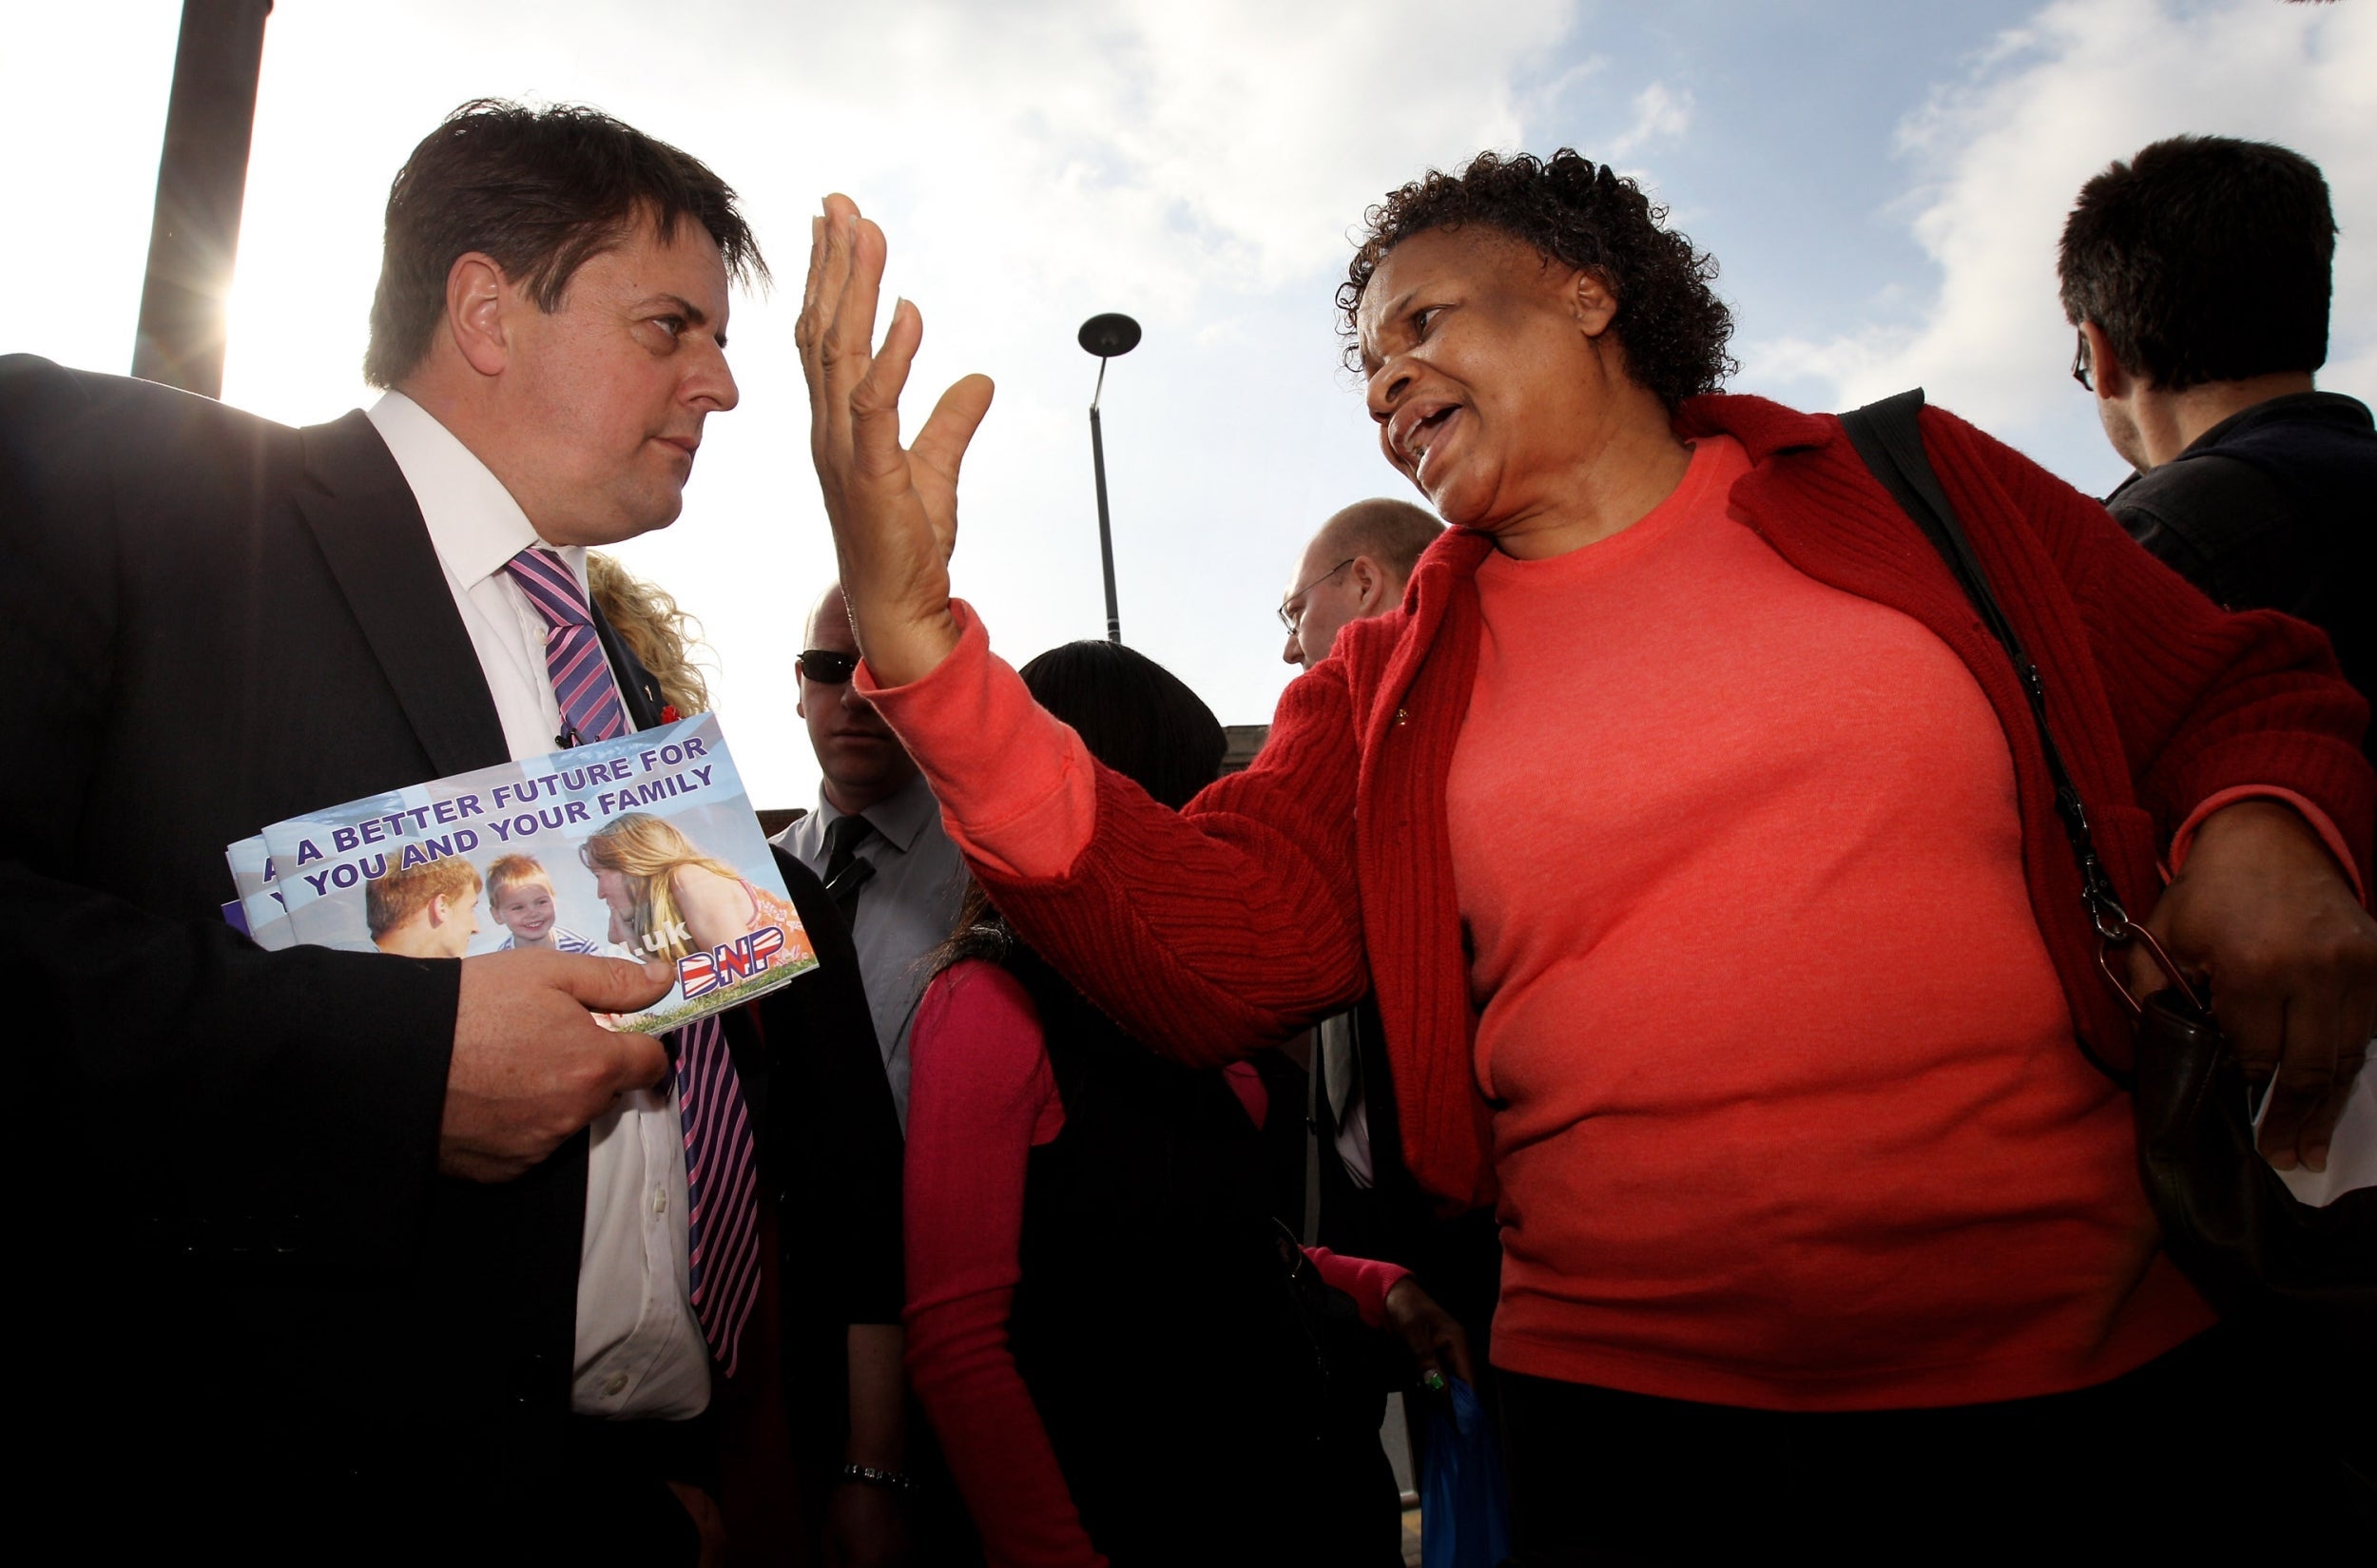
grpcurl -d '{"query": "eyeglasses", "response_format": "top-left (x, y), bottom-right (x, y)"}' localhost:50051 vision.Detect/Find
top-left (2071, 328), bottom-right (2094, 392)
top-left (1277, 558), bottom-right (1355, 632)
top-left (799, 648), bottom-right (860, 684)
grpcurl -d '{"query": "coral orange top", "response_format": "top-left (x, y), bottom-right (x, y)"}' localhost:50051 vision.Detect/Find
top-left (864, 399), bottom-right (2369, 1411)
top-left (1449, 436), bottom-right (2205, 1405)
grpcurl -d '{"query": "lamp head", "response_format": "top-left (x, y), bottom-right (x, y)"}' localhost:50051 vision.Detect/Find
top-left (1077, 313), bottom-right (1142, 358)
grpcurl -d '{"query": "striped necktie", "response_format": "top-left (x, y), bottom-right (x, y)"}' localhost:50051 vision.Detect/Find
top-left (503, 545), bottom-right (763, 1375)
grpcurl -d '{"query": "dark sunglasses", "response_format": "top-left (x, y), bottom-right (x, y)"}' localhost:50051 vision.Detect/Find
top-left (2071, 328), bottom-right (2094, 392)
top-left (799, 648), bottom-right (860, 685)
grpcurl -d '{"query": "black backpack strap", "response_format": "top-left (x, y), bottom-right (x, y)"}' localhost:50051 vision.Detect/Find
top-left (1839, 389), bottom-right (2136, 1089)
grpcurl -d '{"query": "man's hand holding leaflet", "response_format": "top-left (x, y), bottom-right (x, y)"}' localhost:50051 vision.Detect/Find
top-left (445, 949), bottom-right (670, 1179)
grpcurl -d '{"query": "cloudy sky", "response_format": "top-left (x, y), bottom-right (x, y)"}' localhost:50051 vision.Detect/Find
top-left (8, 0), bottom-right (2370, 808)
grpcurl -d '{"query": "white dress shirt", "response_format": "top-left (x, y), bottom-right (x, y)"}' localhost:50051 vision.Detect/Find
top-left (366, 391), bottom-right (711, 1421)
top-left (773, 772), bottom-right (967, 1126)
top-left (1318, 1012), bottom-right (1376, 1188)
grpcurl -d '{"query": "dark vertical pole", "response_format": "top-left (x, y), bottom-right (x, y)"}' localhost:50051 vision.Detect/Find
top-left (131, 0), bottom-right (275, 397)
top-left (1089, 390), bottom-right (1122, 644)
top-left (1075, 315), bottom-right (1138, 644)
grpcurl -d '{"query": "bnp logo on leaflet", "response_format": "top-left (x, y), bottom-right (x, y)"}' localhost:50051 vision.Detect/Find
top-left (678, 926), bottom-right (790, 1001)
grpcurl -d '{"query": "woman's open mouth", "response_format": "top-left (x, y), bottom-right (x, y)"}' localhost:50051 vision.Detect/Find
top-left (1410, 404), bottom-right (1461, 483)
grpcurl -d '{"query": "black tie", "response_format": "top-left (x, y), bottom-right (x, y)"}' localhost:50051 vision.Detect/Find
top-left (821, 813), bottom-right (879, 920)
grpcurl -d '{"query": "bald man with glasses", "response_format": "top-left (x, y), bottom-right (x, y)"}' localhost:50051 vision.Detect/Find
top-left (1275, 498), bottom-right (1500, 1538)
top-left (1279, 498), bottom-right (1445, 669)
top-left (1272, 500), bottom-right (1445, 1225)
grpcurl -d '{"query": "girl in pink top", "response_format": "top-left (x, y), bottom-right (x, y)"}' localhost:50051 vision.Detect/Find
top-left (903, 640), bottom-right (1469, 1568)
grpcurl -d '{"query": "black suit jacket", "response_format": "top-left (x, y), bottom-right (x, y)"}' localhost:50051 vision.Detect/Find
top-left (0, 356), bottom-right (899, 1548)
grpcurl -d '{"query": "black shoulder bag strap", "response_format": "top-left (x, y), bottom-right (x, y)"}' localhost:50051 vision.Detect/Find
top-left (1840, 390), bottom-right (2377, 1337)
top-left (1837, 389), bottom-right (2137, 1088)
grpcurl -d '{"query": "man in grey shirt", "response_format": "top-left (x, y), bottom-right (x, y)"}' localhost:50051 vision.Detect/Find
top-left (774, 583), bottom-right (968, 1124)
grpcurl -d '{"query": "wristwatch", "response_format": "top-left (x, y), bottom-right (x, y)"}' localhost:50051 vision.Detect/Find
top-left (837, 1463), bottom-right (917, 1494)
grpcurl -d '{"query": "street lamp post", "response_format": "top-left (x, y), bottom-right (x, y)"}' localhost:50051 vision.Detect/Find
top-left (131, 0), bottom-right (276, 397)
top-left (1078, 312), bottom-right (1141, 644)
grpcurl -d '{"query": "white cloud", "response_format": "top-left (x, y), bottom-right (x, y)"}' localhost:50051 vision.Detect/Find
top-left (199, 0), bottom-right (1585, 804)
top-left (1607, 81), bottom-right (1691, 160)
top-left (1742, 0), bottom-right (2377, 490)
top-left (0, 2), bottom-right (182, 374)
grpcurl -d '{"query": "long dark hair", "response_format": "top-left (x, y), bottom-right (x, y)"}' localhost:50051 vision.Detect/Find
top-left (937, 640), bottom-right (1224, 972)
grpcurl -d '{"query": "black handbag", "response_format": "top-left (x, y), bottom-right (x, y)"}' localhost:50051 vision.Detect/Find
top-left (1839, 390), bottom-right (2376, 1347)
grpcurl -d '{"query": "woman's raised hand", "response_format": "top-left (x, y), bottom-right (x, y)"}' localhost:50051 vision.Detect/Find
top-left (797, 194), bottom-right (995, 687)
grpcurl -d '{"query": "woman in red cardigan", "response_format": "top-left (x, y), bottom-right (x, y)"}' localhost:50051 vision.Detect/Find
top-left (797, 152), bottom-right (2374, 1559)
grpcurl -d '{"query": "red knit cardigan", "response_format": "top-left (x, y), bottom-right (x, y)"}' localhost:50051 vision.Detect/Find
top-left (969, 395), bottom-right (2374, 1210)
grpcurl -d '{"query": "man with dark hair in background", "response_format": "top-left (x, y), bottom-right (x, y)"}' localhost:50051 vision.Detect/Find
top-left (0, 102), bottom-right (904, 1562)
top-left (2060, 134), bottom-right (2373, 743)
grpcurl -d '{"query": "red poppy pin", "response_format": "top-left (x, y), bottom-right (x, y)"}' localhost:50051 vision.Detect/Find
top-left (659, 704), bottom-right (681, 724)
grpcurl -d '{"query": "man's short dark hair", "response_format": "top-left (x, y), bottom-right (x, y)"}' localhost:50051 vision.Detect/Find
top-left (364, 100), bottom-right (767, 388)
top-left (2058, 135), bottom-right (2333, 391)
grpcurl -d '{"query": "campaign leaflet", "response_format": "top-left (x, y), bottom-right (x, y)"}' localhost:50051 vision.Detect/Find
top-left (222, 835), bottom-right (296, 951)
top-left (255, 713), bottom-right (814, 1035)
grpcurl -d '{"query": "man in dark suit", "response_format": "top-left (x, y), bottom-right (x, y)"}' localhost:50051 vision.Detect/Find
top-left (2, 101), bottom-right (902, 1562)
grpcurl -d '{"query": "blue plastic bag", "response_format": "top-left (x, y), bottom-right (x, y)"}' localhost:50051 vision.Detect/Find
top-left (1420, 1377), bottom-right (1511, 1568)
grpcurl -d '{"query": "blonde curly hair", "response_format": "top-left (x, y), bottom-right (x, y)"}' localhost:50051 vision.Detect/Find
top-left (587, 552), bottom-right (713, 716)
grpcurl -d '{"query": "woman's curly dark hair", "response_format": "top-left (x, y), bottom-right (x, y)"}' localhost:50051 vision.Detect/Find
top-left (1340, 148), bottom-right (1736, 408)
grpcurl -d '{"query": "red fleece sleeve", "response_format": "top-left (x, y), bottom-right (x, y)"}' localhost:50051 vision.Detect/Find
top-left (858, 604), bottom-right (1100, 883)
top-left (1304, 1245), bottom-right (1412, 1329)
top-left (863, 600), bottom-right (1371, 1067)
top-left (2171, 786), bottom-right (2367, 905)
top-left (903, 962), bottom-right (1105, 1568)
